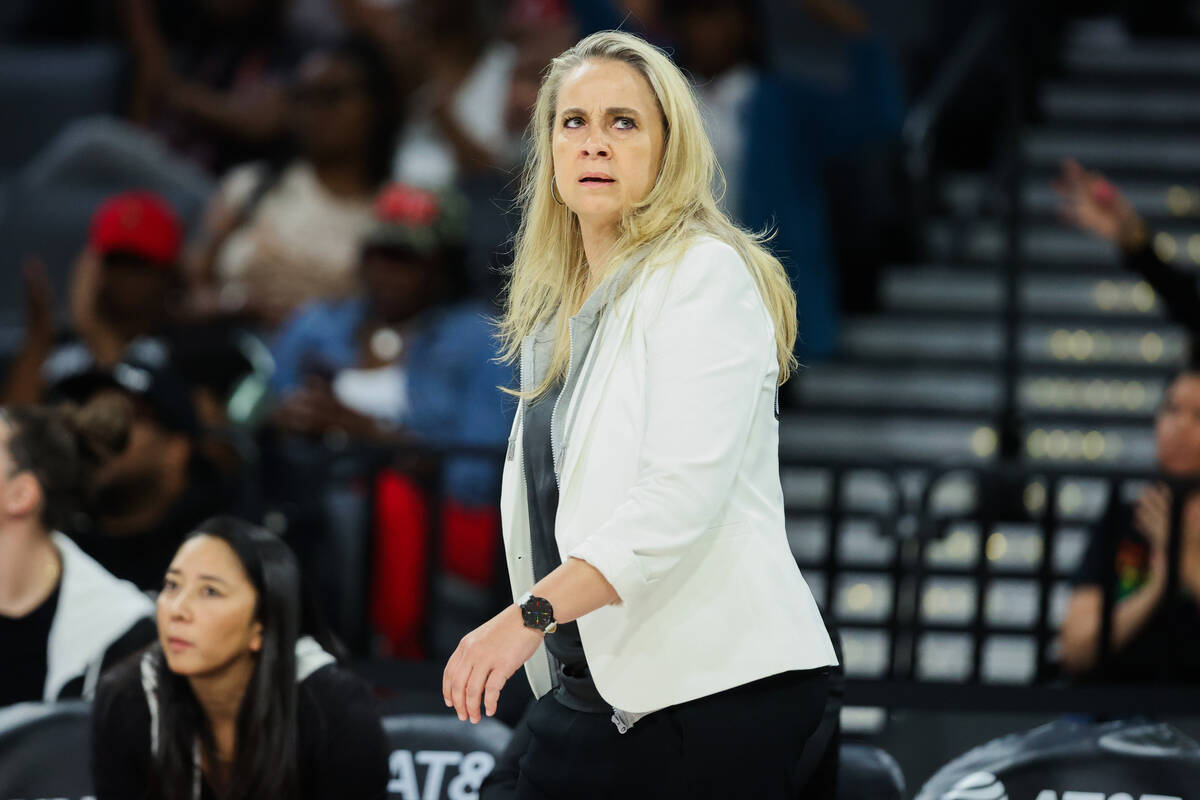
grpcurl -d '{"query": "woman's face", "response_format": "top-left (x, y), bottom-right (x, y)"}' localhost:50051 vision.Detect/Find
top-left (290, 53), bottom-right (373, 162)
top-left (1156, 373), bottom-right (1200, 475)
top-left (552, 59), bottom-right (665, 232)
top-left (157, 535), bottom-right (263, 677)
top-left (361, 248), bottom-right (438, 323)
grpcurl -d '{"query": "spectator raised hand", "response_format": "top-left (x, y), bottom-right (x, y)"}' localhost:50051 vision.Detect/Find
top-left (1135, 482), bottom-right (1200, 594)
top-left (68, 248), bottom-right (126, 367)
top-left (1053, 157), bottom-right (1146, 248)
top-left (1054, 157), bottom-right (1200, 349)
top-left (2, 257), bottom-right (58, 405)
top-left (22, 256), bottom-right (56, 351)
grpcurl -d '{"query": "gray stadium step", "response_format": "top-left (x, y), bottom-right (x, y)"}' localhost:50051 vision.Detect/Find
top-left (1025, 321), bottom-right (1185, 368)
top-left (779, 410), bottom-right (1155, 468)
top-left (1063, 40), bottom-right (1200, 80)
top-left (926, 219), bottom-right (1105, 265)
top-left (1040, 82), bottom-right (1200, 126)
top-left (840, 317), bottom-right (1002, 362)
top-left (1025, 129), bottom-right (1200, 174)
top-left (841, 316), bottom-right (1189, 369)
top-left (882, 266), bottom-right (1173, 318)
top-left (1019, 372), bottom-right (1166, 419)
top-left (794, 365), bottom-right (1000, 412)
top-left (780, 412), bottom-right (998, 463)
top-left (880, 267), bottom-right (1002, 311)
top-left (942, 172), bottom-right (1200, 223)
top-left (925, 218), bottom-right (1200, 268)
top-left (794, 363), bottom-right (1166, 420)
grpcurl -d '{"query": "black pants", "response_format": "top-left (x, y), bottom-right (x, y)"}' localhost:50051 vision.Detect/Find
top-left (487, 667), bottom-right (833, 800)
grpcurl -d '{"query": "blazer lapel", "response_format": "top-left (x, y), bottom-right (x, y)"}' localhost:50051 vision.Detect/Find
top-left (556, 288), bottom-right (637, 493)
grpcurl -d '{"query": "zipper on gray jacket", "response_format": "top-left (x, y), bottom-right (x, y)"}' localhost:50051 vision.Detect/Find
top-left (611, 707), bottom-right (647, 734)
top-left (519, 331), bottom-right (532, 398)
top-left (510, 336), bottom-right (532, 462)
top-left (548, 316), bottom-right (577, 488)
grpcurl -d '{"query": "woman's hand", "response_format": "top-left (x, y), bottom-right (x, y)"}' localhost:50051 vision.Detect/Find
top-left (68, 248), bottom-right (125, 365)
top-left (1053, 158), bottom-right (1144, 247)
top-left (21, 256), bottom-right (56, 349)
top-left (1134, 485), bottom-right (1200, 595)
top-left (443, 605), bottom-right (543, 724)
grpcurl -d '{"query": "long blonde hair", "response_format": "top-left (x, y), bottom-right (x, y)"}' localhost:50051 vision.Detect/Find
top-left (499, 29), bottom-right (798, 398)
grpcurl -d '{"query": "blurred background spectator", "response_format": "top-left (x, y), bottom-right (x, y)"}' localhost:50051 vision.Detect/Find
top-left (269, 182), bottom-right (511, 496)
top-left (1052, 158), bottom-right (1200, 682)
top-left (1054, 157), bottom-right (1200, 356)
top-left (0, 396), bottom-right (155, 707)
top-left (185, 36), bottom-right (400, 327)
top-left (121, 0), bottom-right (298, 176)
top-left (664, 0), bottom-right (904, 362)
top-left (3, 191), bottom-right (186, 407)
top-left (52, 355), bottom-right (237, 592)
top-left (390, 1), bottom-right (515, 190)
top-left (1059, 369), bottom-right (1200, 682)
top-left (262, 181), bottom-right (512, 653)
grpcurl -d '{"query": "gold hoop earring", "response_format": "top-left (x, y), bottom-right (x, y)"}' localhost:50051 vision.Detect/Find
top-left (551, 178), bottom-right (565, 206)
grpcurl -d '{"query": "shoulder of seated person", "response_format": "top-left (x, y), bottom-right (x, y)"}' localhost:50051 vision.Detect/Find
top-left (220, 160), bottom-right (280, 202)
top-left (222, 159), bottom-right (272, 186)
top-left (299, 663), bottom-right (375, 707)
top-left (297, 665), bottom-right (381, 741)
top-left (93, 654), bottom-right (153, 725)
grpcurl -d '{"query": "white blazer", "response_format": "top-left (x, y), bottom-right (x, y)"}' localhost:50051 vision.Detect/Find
top-left (500, 236), bottom-right (837, 714)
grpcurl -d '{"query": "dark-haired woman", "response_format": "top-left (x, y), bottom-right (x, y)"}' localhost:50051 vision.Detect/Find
top-left (91, 516), bottom-right (389, 800)
top-left (0, 398), bottom-right (156, 706)
top-left (186, 37), bottom-right (401, 328)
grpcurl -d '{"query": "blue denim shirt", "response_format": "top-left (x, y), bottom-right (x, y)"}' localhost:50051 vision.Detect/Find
top-left (270, 297), bottom-right (516, 507)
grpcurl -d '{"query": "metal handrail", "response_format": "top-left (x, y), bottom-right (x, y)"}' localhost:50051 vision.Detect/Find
top-left (902, 8), bottom-right (1004, 223)
top-left (355, 446), bottom-right (1200, 710)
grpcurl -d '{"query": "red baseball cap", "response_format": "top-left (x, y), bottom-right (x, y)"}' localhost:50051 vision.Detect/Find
top-left (362, 183), bottom-right (466, 257)
top-left (88, 191), bottom-right (182, 267)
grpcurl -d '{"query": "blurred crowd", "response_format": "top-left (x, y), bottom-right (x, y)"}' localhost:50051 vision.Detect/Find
top-left (0, 0), bottom-right (907, 668)
top-left (2, 0), bottom-right (1200, 724)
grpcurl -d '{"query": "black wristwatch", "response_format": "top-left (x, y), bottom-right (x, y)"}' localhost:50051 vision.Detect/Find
top-left (518, 592), bottom-right (558, 633)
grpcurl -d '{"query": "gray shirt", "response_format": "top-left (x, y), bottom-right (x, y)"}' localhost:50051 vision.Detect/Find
top-left (523, 375), bottom-right (608, 712)
top-left (518, 258), bottom-right (652, 731)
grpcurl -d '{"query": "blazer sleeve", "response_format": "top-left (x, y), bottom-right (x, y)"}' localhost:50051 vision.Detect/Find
top-left (566, 240), bottom-right (775, 608)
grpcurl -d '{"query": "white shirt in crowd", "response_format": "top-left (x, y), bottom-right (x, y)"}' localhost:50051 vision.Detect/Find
top-left (215, 161), bottom-right (375, 316)
top-left (391, 40), bottom-right (518, 189)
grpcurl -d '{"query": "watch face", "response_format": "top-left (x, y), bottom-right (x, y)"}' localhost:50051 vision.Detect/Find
top-left (522, 596), bottom-right (554, 630)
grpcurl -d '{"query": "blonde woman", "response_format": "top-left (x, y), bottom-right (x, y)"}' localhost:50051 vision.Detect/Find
top-left (442, 30), bottom-right (837, 798)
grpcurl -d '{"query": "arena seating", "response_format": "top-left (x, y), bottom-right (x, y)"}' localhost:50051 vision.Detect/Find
top-left (0, 700), bottom-right (92, 800)
top-left (383, 713), bottom-right (511, 799)
top-left (915, 718), bottom-right (1200, 800)
top-left (0, 698), bottom-right (906, 800)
